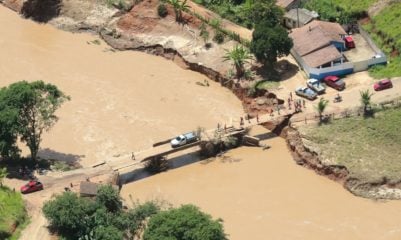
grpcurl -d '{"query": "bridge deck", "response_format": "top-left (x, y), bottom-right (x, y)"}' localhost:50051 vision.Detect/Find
top-left (109, 110), bottom-right (292, 173)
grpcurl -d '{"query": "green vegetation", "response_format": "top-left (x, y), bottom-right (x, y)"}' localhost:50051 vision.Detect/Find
top-left (143, 205), bottom-right (227, 240)
top-left (302, 107), bottom-right (401, 182)
top-left (315, 98), bottom-right (329, 123)
top-left (303, 0), bottom-right (377, 23)
top-left (168, 0), bottom-right (190, 22)
top-left (0, 81), bottom-right (69, 161)
top-left (105, 0), bottom-right (129, 10)
top-left (199, 23), bottom-right (211, 47)
top-left (0, 168), bottom-right (7, 186)
top-left (362, 2), bottom-right (401, 78)
top-left (250, 22), bottom-right (293, 66)
top-left (247, 79), bottom-right (280, 97)
top-left (360, 89), bottom-right (374, 116)
top-left (43, 185), bottom-right (226, 240)
top-left (0, 186), bottom-right (28, 240)
top-left (43, 185), bottom-right (160, 240)
top-left (157, 3), bottom-right (168, 18)
top-left (213, 31), bottom-right (225, 44)
top-left (223, 45), bottom-right (252, 79)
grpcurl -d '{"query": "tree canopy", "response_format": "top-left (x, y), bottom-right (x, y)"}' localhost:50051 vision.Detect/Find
top-left (249, 0), bottom-right (284, 27)
top-left (96, 184), bottom-right (122, 213)
top-left (143, 204), bottom-right (227, 240)
top-left (250, 21), bottom-right (293, 65)
top-left (43, 185), bottom-right (161, 240)
top-left (0, 80), bottom-right (69, 161)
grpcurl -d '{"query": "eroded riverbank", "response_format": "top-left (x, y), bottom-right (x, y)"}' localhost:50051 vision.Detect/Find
top-left (2, 3), bottom-right (401, 240)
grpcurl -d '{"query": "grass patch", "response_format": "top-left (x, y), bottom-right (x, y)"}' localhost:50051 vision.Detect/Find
top-left (361, 2), bottom-right (401, 78)
top-left (369, 56), bottom-right (401, 79)
top-left (0, 186), bottom-right (28, 239)
top-left (301, 107), bottom-right (401, 182)
top-left (256, 80), bottom-right (280, 90)
top-left (303, 0), bottom-right (377, 23)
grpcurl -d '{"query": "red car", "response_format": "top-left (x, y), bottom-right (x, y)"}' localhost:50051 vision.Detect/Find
top-left (374, 79), bottom-right (393, 91)
top-left (323, 76), bottom-right (345, 91)
top-left (344, 36), bottom-right (355, 49)
top-left (20, 180), bottom-right (43, 194)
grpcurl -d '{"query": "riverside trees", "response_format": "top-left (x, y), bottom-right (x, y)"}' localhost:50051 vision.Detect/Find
top-left (0, 80), bottom-right (69, 161)
top-left (43, 185), bottom-right (226, 240)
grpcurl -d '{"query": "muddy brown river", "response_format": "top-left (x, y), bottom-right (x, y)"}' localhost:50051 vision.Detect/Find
top-left (2, 5), bottom-right (401, 240)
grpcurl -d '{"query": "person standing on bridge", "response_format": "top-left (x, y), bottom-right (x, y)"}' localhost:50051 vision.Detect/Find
top-left (131, 152), bottom-right (136, 160)
top-left (256, 114), bottom-right (259, 123)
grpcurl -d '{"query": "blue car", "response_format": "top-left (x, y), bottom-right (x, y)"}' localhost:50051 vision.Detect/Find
top-left (295, 86), bottom-right (318, 100)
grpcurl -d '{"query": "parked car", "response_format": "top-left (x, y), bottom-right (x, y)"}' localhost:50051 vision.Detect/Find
top-left (323, 76), bottom-right (345, 91)
top-left (306, 78), bottom-right (326, 94)
top-left (295, 86), bottom-right (317, 100)
top-left (20, 180), bottom-right (43, 194)
top-left (170, 132), bottom-right (199, 148)
top-left (344, 36), bottom-right (355, 49)
top-left (374, 78), bottom-right (393, 91)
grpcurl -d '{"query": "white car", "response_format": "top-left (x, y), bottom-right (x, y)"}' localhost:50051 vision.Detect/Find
top-left (306, 78), bottom-right (326, 94)
top-left (170, 132), bottom-right (199, 148)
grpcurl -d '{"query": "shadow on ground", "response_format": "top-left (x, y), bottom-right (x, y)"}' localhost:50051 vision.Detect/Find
top-left (251, 59), bottom-right (299, 81)
top-left (38, 148), bottom-right (84, 165)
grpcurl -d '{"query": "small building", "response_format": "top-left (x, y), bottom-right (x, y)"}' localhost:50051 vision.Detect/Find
top-left (289, 20), bottom-right (387, 79)
top-left (284, 8), bottom-right (319, 29)
top-left (276, 0), bottom-right (301, 11)
top-left (289, 20), bottom-right (351, 79)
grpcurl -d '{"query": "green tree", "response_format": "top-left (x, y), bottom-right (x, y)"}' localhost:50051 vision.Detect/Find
top-left (43, 191), bottom-right (95, 238)
top-left (249, 0), bottom-right (284, 27)
top-left (96, 185), bottom-right (122, 213)
top-left (250, 22), bottom-right (293, 67)
top-left (0, 101), bottom-right (20, 160)
top-left (93, 225), bottom-right (123, 240)
top-left (3, 81), bottom-right (69, 162)
top-left (223, 45), bottom-right (252, 79)
top-left (360, 89), bottom-right (374, 115)
top-left (315, 98), bottom-right (329, 123)
top-left (143, 204), bottom-right (227, 240)
top-left (0, 167), bottom-right (8, 186)
top-left (168, 0), bottom-right (190, 22)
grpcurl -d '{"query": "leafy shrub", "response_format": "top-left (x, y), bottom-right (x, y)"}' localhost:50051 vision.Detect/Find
top-left (143, 204), bottom-right (227, 240)
top-left (213, 31), bottom-right (225, 44)
top-left (157, 4), bottom-right (168, 18)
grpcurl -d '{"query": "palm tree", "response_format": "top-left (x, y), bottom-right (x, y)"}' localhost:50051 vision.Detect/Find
top-left (315, 98), bottom-right (329, 123)
top-left (360, 89), bottom-right (374, 115)
top-left (168, 0), bottom-right (190, 22)
top-left (223, 45), bottom-right (252, 79)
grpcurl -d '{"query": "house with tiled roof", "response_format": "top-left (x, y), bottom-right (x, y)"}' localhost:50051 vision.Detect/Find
top-left (284, 8), bottom-right (319, 29)
top-left (290, 20), bottom-right (387, 79)
top-left (276, 0), bottom-right (300, 11)
top-left (289, 20), bottom-right (354, 78)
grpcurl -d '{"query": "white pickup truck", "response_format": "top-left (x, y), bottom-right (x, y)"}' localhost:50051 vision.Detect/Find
top-left (170, 132), bottom-right (199, 148)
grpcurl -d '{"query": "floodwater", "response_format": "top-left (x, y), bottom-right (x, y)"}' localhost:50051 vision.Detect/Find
top-left (122, 126), bottom-right (401, 240)
top-left (2, 5), bottom-right (401, 240)
top-left (0, 6), bottom-right (243, 167)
